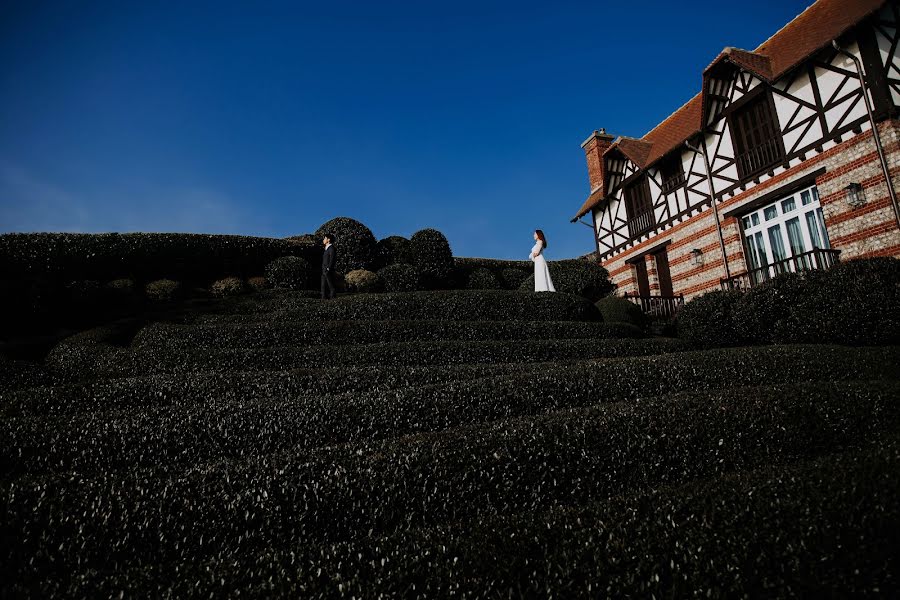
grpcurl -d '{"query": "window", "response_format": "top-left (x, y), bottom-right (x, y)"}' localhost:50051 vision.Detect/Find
top-left (658, 154), bottom-right (685, 194)
top-left (624, 175), bottom-right (655, 238)
top-left (740, 184), bottom-right (831, 284)
top-left (730, 92), bottom-right (785, 180)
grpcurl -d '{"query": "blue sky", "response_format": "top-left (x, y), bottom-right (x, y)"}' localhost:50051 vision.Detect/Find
top-left (1, 0), bottom-right (812, 259)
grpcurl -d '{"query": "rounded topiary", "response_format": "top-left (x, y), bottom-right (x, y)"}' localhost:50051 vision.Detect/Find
top-left (145, 279), bottom-right (181, 302)
top-left (517, 261), bottom-right (613, 300)
top-left (284, 233), bottom-right (319, 245)
top-left (466, 267), bottom-right (501, 290)
top-left (210, 276), bottom-right (246, 297)
top-left (499, 268), bottom-right (529, 290)
top-left (246, 276), bottom-right (269, 292)
top-left (265, 256), bottom-right (310, 290)
top-left (377, 264), bottom-right (419, 293)
top-left (314, 217), bottom-right (378, 273)
top-left (374, 236), bottom-right (410, 270)
top-left (676, 289), bottom-right (744, 348)
top-left (403, 228), bottom-right (454, 289)
top-left (345, 269), bottom-right (380, 293)
top-left (595, 295), bottom-right (647, 328)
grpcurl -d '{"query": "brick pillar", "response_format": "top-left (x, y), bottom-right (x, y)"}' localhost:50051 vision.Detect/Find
top-left (645, 253), bottom-right (660, 294)
top-left (581, 129), bottom-right (616, 193)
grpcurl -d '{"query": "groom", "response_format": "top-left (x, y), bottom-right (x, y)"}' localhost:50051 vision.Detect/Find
top-left (321, 232), bottom-right (337, 300)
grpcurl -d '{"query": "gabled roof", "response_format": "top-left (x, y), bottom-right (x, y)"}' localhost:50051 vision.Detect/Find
top-left (575, 188), bottom-right (605, 221)
top-left (605, 136), bottom-right (653, 169)
top-left (574, 0), bottom-right (889, 220)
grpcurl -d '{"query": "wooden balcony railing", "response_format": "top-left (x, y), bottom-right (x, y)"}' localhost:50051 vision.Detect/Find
top-left (736, 137), bottom-right (783, 179)
top-left (623, 293), bottom-right (685, 320)
top-left (661, 171), bottom-right (686, 194)
top-left (721, 248), bottom-right (841, 290)
top-left (627, 209), bottom-right (656, 238)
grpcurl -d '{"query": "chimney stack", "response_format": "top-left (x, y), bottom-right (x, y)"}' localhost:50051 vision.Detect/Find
top-left (581, 129), bottom-right (615, 194)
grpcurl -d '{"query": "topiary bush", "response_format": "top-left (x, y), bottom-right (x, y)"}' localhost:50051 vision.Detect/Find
top-left (314, 217), bottom-right (378, 273)
top-left (466, 267), bottom-right (501, 290)
top-left (104, 278), bottom-right (135, 295)
top-left (144, 279), bottom-right (181, 302)
top-left (377, 264), bottom-right (419, 293)
top-left (345, 269), bottom-right (379, 293)
top-left (519, 260), bottom-right (613, 300)
top-left (595, 295), bottom-right (648, 328)
top-left (403, 228), bottom-right (454, 289)
top-left (374, 236), bottom-right (410, 270)
top-left (676, 289), bottom-right (744, 348)
top-left (210, 277), bottom-right (245, 298)
top-left (265, 256), bottom-right (309, 290)
top-left (246, 276), bottom-right (269, 292)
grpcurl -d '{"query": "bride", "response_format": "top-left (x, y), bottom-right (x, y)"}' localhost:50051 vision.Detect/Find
top-left (529, 229), bottom-right (556, 292)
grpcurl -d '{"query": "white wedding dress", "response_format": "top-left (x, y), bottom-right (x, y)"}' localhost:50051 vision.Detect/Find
top-left (530, 241), bottom-right (556, 292)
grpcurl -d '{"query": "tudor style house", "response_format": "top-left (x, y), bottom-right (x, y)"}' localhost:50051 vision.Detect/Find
top-left (572, 0), bottom-right (900, 314)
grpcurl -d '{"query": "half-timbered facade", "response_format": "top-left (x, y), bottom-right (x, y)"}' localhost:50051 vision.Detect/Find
top-left (573, 0), bottom-right (900, 308)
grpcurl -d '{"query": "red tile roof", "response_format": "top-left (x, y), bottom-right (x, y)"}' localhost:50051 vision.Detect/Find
top-left (575, 0), bottom-right (888, 218)
top-left (608, 136), bottom-right (653, 168)
top-left (575, 188), bottom-right (605, 221)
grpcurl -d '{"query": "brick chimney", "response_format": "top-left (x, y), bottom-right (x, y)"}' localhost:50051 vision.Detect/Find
top-left (581, 129), bottom-right (615, 193)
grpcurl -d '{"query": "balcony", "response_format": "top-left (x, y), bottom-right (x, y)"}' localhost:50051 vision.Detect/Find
top-left (736, 137), bottom-right (783, 179)
top-left (623, 293), bottom-right (685, 320)
top-left (660, 171), bottom-right (686, 195)
top-left (721, 248), bottom-right (842, 290)
top-left (627, 209), bottom-right (656, 238)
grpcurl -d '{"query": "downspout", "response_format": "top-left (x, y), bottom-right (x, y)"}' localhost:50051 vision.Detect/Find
top-left (684, 138), bottom-right (732, 282)
top-left (832, 40), bottom-right (900, 231)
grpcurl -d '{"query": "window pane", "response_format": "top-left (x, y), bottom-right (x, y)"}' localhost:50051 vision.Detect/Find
top-left (751, 213), bottom-right (760, 227)
top-left (801, 190), bottom-right (812, 205)
top-left (754, 232), bottom-right (768, 265)
top-left (742, 216), bottom-right (752, 230)
top-left (786, 217), bottom-right (806, 255)
top-left (764, 206), bottom-right (778, 221)
top-left (805, 211), bottom-right (823, 248)
top-left (781, 197), bottom-right (796, 213)
top-left (811, 187), bottom-right (820, 202)
top-left (817, 209), bottom-right (831, 249)
top-left (768, 225), bottom-right (787, 262)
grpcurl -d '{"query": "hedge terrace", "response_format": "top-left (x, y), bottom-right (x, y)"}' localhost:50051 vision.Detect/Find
top-left (1, 281), bottom-right (898, 597)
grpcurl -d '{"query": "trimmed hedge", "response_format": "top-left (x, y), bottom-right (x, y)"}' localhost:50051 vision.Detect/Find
top-left (377, 264), bottom-right (419, 292)
top-left (195, 290), bottom-right (603, 323)
top-left (314, 217), bottom-right (378, 272)
top-left (519, 259), bottom-right (613, 300)
top-left (466, 267), bottom-right (501, 290)
top-left (3, 381), bottom-right (898, 595)
top-left (265, 256), bottom-right (309, 290)
top-left (595, 295), bottom-right (648, 327)
top-left (679, 258), bottom-right (900, 347)
top-left (144, 279), bottom-right (181, 302)
top-left (210, 276), bottom-right (245, 297)
top-left (0, 232), bottom-right (310, 283)
top-left (132, 319), bottom-right (644, 351)
top-left (403, 228), bottom-right (454, 288)
top-left (374, 235), bottom-right (410, 270)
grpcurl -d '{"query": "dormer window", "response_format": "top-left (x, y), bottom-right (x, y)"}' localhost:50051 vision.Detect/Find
top-left (659, 154), bottom-right (686, 194)
top-left (730, 91), bottom-right (785, 180)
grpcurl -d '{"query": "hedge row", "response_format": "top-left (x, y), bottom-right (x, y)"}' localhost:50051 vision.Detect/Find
top-left (0, 232), bottom-right (312, 283)
top-left (68, 337), bottom-right (689, 379)
top-left (192, 289), bottom-right (603, 323)
top-left (6, 345), bottom-right (897, 476)
top-left (4, 381), bottom-right (898, 592)
top-left (519, 259), bottom-right (615, 301)
top-left (679, 257), bottom-right (900, 347)
top-left (131, 320), bottom-right (644, 351)
top-left (6, 344), bottom-right (896, 419)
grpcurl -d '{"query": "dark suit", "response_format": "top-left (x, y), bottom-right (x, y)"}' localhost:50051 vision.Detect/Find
top-left (321, 244), bottom-right (337, 299)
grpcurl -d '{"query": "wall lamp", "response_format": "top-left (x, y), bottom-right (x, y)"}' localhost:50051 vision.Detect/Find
top-left (691, 248), bottom-right (704, 267)
top-left (846, 182), bottom-right (866, 207)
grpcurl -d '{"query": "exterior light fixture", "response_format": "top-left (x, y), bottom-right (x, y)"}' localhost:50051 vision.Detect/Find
top-left (691, 248), bottom-right (704, 266)
top-left (846, 182), bottom-right (866, 207)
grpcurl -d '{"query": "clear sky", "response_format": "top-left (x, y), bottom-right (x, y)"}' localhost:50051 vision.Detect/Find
top-left (1, 0), bottom-right (812, 259)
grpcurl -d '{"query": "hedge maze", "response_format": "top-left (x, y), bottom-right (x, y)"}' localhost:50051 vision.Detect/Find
top-left (2, 285), bottom-right (900, 597)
